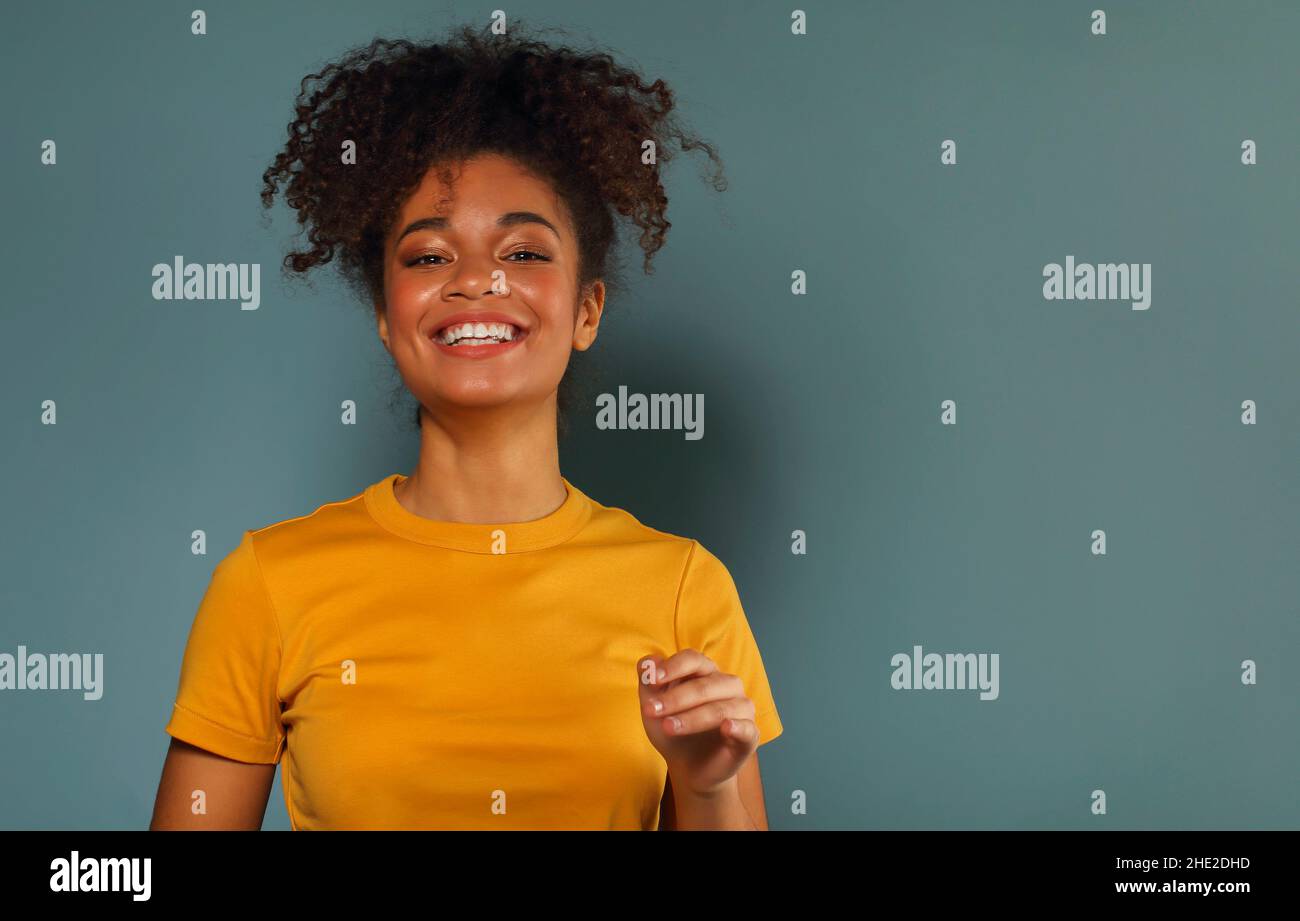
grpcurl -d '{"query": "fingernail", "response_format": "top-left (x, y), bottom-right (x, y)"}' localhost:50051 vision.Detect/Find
top-left (657, 668), bottom-right (667, 682)
top-left (650, 698), bottom-right (662, 714)
top-left (669, 717), bottom-right (681, 731)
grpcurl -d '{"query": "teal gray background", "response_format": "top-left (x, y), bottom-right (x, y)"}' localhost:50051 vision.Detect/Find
top-left (1, 0), bottom-right (1296, 829)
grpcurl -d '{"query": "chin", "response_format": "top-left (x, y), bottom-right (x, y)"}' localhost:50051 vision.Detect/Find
top-left (427, 386), bottom-right (526, 411)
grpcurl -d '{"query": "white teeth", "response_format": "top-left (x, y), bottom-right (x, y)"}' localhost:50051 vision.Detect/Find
top-left (438, 321), bottom-right (519, 345)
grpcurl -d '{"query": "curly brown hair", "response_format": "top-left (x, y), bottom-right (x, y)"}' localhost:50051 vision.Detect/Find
top-left (259, 19), bottom-right (727, 436)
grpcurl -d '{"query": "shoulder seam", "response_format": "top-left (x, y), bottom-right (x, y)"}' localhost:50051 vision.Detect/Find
top-left (247, 491), bottom-right (365, 538)
top-left (593, 503), bottom-right (696, 546)
top-left (670, 539), bottom-right (699, 652)
top-left (242, 531), bottom-right (288, 705)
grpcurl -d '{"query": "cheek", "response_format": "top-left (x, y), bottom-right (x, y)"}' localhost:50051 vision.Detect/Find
top-left (388, 272), bottom-right (438, 313)
top-left (508, 273), bottom-right (576, 336)
top-left (384, 277), bottom-right (436, 341)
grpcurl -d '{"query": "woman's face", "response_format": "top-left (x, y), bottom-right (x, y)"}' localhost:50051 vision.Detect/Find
top-left (377, 153), bottom-right (603, 418)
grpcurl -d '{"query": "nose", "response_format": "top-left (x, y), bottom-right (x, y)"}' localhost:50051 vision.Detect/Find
top-left (445, 254), bottom-right (508, 299)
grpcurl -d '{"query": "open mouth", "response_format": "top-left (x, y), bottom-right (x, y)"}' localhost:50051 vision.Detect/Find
top-left (432, 320), bottom-right (528, 347)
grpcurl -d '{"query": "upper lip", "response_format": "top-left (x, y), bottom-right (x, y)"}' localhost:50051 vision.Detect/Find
top-left (429, 310), bottom-right (529, 339)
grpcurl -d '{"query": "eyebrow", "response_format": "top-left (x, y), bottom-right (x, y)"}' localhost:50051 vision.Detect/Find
top-left (395, 211), bottom-right (561, 244)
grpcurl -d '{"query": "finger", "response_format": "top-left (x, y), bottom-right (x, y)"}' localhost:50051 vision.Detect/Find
top-left (636, 655), bottom-right (669, 689)
top-left (642, 671), bottom-right (744, 721)
top-left (636, 655), bottom-right (689, 714)
top-left (658, 648), bottom-right (717, 687)
top-left (720, 717), bottom-right (759, 747)
top-left (660, 696), bottom-right (756, 738)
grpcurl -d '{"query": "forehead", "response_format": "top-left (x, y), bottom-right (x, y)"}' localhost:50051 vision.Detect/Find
top-left (398, 153), bottom-right (562, 220)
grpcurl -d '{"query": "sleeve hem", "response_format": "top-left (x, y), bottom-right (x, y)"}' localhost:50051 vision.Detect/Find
top-left (165, 702), bottom-right (284, 764)
top-left (755, 706), bottom-right (784, 747)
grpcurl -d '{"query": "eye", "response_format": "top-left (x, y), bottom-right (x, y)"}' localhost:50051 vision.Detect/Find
top-left (404, 249), bottom-right (549, 267)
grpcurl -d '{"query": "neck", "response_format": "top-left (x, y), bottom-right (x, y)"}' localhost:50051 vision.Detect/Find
top-left (395, 396), bottom-right (567, 524)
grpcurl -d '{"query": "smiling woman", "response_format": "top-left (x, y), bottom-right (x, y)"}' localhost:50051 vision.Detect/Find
top-left (260, 20), bottom-right (727, 440)
top-left (375, 153), bottom-right (595, 430)
top-left (150, 19), bottom-right (784, 832)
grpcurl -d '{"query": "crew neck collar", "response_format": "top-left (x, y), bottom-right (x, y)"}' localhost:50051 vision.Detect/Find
top-left (363, 472), bottom-right (593, 553)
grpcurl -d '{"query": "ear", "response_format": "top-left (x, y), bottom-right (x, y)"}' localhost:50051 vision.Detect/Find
top-left (572, 280), bottom-right (606, 352)
top-left (375, 302), bottom-right (391, 353)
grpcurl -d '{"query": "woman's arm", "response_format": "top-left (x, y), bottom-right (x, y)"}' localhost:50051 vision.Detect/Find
top-left (149, 738), bottom-right (276, 830)
top-left (659, 751), bottom-right (770, 830)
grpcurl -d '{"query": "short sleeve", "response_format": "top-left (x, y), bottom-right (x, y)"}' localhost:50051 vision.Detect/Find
top-left (674, 540), bottom-right (783, 746)
top-left (164, 531), bottom-right (286, 764)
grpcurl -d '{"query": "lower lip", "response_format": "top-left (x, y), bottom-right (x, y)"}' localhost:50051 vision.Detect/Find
top-left (430, 329), bottom-right (528, 358)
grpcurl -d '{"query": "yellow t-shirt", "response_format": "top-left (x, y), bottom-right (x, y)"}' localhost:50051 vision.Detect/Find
top-left (164, 473), bottom-right (783, 830)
